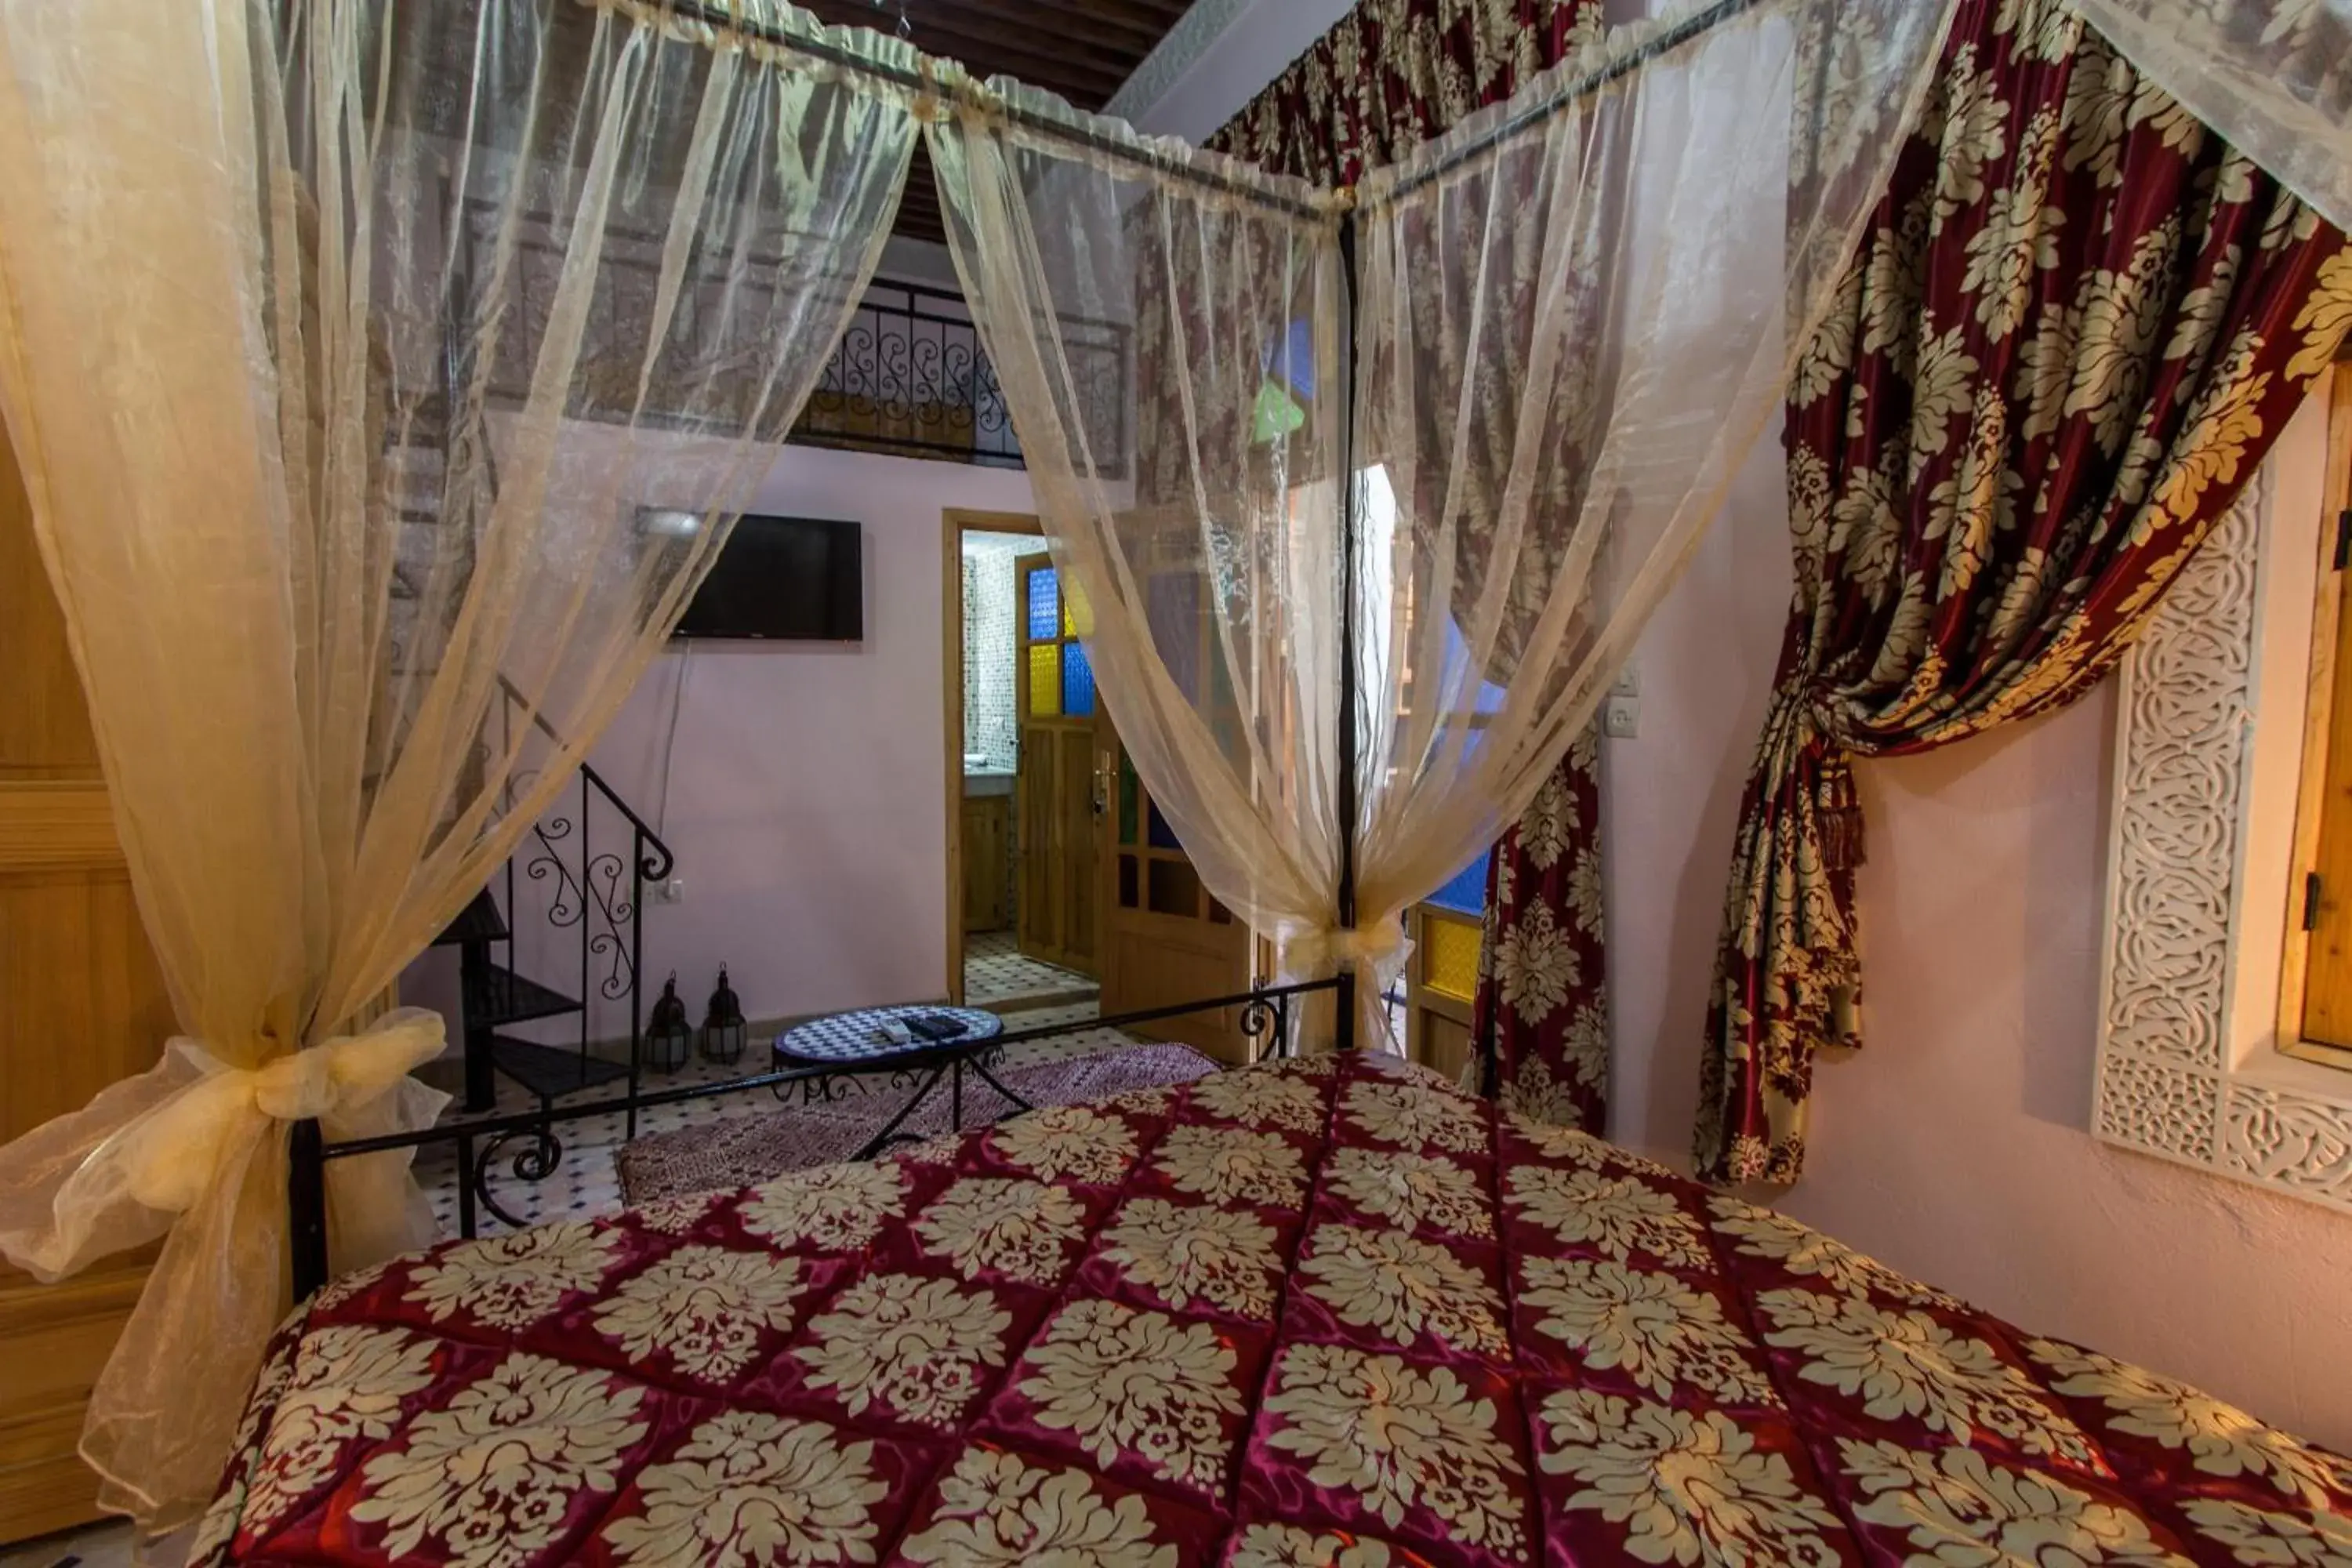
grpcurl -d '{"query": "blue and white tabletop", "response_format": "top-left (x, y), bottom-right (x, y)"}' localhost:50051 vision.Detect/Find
top-left (772, 1004), bottom-right (1005, 1066)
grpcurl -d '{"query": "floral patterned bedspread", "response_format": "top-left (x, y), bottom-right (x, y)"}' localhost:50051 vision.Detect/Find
top-left (194, 1054), bottom-right (2352, 1566)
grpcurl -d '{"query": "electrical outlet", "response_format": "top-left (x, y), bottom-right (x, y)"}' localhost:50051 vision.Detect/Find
top-left (1602, 695), bottom-right (1639, 739)
top-left (653, 877), bottom-right (684, 905)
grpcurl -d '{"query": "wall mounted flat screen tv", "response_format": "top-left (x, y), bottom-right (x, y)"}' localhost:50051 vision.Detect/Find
top-left (655, 511), bottom-right (864, 641)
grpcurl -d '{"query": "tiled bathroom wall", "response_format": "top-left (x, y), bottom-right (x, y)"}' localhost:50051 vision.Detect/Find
top-left (960, 532), bottom-right (1033, 772)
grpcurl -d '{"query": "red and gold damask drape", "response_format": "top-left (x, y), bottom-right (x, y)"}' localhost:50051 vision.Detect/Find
top-left (1695, 0), bottom-right (2352, 1184)
top-left (1210, 0), bottom-right (1612, 1127)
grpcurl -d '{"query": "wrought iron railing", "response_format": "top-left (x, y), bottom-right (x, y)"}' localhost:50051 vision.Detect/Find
top-left (444, 679), bottom-right (673, 1139)
top-left (787, 278), bottom-right (1130, 470)
top-left (791, 278), bottom-right (1026, 466)
top-left (287, 977), bottom-right (1338, 1298)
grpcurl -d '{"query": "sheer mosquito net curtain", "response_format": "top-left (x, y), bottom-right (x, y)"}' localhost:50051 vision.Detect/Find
top-left (932, 0), bottom-right (1959, 1044)
top-left (2072, 0), bottom-right (2352, 242)
top-left (927, 88), bottom-right (1353, 1030)
top-left (0, 0), bottom-right (917, 1526)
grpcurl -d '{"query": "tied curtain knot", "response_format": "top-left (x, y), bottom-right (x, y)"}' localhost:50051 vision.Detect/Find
top-left (1278, 916), bottom-right (1412, 982)
top-left (1278, 918), bottom-right (1415, 1054)
top-left (0, 1010), bottom-right (446, 1283)
top-left (123, 1015), bottom-right (447, 1214)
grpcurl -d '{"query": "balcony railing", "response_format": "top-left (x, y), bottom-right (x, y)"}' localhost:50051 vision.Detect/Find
top-left (793, 279), bottom-right (1022, 466)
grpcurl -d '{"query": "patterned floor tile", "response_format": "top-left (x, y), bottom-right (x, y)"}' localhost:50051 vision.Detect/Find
top-left (965, 930), bottom-right (1098, 1007)
top-left (417, 1002), bottom-right (1130, 1240)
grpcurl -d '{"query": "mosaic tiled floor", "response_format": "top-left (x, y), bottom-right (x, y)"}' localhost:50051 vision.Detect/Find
top-left (964, 928), bottom-right (1098, 1007)
top-left (412, 999), bottom-right (1128, 1237)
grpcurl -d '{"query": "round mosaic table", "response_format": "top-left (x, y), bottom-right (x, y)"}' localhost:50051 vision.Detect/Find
top-left (770, 1004), bottom-right (1024, 1158)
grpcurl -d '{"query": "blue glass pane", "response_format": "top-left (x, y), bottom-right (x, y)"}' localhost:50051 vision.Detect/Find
top-left (1442, 616), bottom-right (1511, 716)
top-left (1147, 799), bottom-right (1181, 851)
top-left (1026, 568), bottom-right (1059, 641)
top-left (1259, 315), bottom-right (1319, 398)
top-left (1062, 640), bottom-right (1096, 717)
top-left (1428, 853), bottom-right (1490, 916)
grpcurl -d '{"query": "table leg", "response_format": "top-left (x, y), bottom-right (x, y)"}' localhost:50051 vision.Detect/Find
top-left (851, 1065), bottom-right (947, 1161)
top-left (953, 1058), bottom-right (964, 1131)
top-left (967, 1051), bottom-right (1036, 1117)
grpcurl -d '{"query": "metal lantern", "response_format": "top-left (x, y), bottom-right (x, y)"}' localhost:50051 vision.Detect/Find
top-left (648, 971), bottom-right (693, 1073)
top-left (700, 965), bottom-right (747, 1065)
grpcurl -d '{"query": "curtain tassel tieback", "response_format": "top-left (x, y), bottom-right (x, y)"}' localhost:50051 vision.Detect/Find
top-left (1812, 750), bottom-right (1866, 874)
top-left (0, 1010), bottom-right (446, 1281)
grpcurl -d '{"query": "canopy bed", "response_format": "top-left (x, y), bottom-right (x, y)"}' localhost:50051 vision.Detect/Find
top-left (0, 0), bottom-right (2347, 1546)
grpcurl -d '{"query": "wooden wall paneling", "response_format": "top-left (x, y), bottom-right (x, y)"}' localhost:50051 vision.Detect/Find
top-left (0, 428), bottom-right (176, 1545)
top-left (0, 438), bottom-right (97, 780)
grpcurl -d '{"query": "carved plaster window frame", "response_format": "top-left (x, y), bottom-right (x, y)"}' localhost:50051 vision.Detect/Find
top-left (2095, 399), bottom-right (2352, 1214)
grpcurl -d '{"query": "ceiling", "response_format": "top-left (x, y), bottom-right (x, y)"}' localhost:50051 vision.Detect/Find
top-left (794, 0), bottom-right (1196, 245)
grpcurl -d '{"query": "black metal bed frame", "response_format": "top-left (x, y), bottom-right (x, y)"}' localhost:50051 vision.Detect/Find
top-left (287, 977), bottom-right (1340, 1299)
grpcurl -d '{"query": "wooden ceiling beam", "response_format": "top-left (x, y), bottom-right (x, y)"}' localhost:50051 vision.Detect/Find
top-left (891, 20), bottom-right (1132, 103)
top-left (781, 0), bottom-right (1194, 242)
top-left (966, 0), bottom-right (1169, 50)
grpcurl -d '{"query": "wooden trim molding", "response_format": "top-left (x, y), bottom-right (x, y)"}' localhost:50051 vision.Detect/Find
top-left (2275, 365), bottom-right (2352, 1062)
top-left (0, 782), bottom-right (124, 873)
top-left (2096, 463), bottom-right (2352, 1214)
top-left (942, 510), bottom-right (1044, 1004)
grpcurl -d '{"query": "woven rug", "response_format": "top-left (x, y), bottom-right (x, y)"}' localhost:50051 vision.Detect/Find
top-left (615, 1041), bottom-right (1220, 1205)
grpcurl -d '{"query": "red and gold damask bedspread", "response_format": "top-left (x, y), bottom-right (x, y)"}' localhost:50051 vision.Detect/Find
top-left (194, 1054), bottom-right (2351, 1566)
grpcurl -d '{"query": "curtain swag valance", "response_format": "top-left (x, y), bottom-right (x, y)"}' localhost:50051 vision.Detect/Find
top-left (0, 0), bottom-right (2343, 1528)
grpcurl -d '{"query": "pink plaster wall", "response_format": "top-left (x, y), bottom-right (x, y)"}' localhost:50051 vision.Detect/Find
top-left (405, 442), bottom-right (1035, 1035)
top-left (1604, 420), bottom-right (2352, 1452)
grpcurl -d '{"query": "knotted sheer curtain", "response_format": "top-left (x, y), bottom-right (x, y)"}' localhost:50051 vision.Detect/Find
top-left (0, 0), bottom-right (916, 1526)
top-left (934, 0), bottom-right (1959, 1044)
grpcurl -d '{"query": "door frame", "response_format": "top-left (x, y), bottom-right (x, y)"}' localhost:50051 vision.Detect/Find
top-left (941, 507), bottom-right (1045, 1005)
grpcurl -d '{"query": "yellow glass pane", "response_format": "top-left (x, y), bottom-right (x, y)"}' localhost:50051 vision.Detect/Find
top-left (1029, 644), bottom-right (1061, 716)
top-left (1425, 911), bottom-right (1482, 1004)
top-left (1064, 576), bottom-right (1094, 637)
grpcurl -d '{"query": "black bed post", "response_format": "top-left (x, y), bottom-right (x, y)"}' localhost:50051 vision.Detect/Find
top-left (289, 1116), bottom-right (329, 1301)
top-left (1334, 203), bottom-right (1362, 1054)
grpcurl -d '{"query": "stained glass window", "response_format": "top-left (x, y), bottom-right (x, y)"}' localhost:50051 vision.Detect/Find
top-left (1428, 855), bottom-right (1488, 916)
top-left (1026, 567), bottom-right (1059, 641)
top-left (1028, 644), bottom-right (1060, 717)
top-left (1062, 640), bottom-right (1096, 717)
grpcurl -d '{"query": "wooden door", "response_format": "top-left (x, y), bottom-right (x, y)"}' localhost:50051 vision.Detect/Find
top-left (1099, 735), bottom-right (1254, 1064)
top-left (1013, 554), bottom-right (1100, 977)
top-left (960, 794), bottom-right (1011, 932)
top-left (0, 433), bottom-right (177, 1544)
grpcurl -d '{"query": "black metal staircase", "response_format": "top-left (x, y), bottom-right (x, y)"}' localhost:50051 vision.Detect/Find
top-left (434, 889), bottom-right (625, 1112)
top-left (430, 686), bottom-right (673, 1134)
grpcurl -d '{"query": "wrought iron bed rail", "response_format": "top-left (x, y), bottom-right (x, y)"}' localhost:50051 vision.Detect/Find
top-left (287, 975), bottom-right (1341, 1299)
